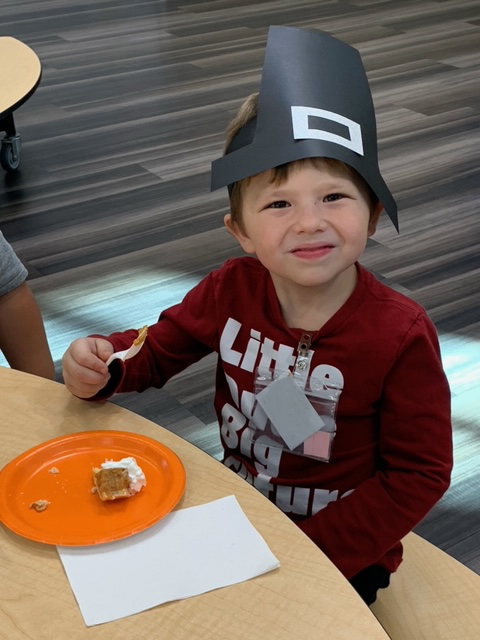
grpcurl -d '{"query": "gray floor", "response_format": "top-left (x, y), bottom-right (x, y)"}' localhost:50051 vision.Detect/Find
top-left (0, 0), bottom-right (479, 573)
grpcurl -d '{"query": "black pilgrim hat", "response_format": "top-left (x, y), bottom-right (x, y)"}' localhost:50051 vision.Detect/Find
top-left (211, 26), bottom-right (398, 230)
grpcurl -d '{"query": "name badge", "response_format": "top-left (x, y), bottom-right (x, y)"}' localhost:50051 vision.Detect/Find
top-left (252, 368), bottom-right (340, 462)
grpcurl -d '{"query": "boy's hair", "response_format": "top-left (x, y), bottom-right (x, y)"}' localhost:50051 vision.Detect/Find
top-left (224, 93), bottom-right (380, 231)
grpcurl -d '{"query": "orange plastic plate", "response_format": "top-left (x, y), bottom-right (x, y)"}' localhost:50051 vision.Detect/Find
top-left (0, 431), bottom-right (186, 546)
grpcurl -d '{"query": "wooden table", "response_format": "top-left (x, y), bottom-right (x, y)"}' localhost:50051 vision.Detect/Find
top-left (0, 36), bottom-right (41, 118)
top-left (0, 367), bottom-right (391, 640)
top-left (0, 36), bottom-right (42, 171)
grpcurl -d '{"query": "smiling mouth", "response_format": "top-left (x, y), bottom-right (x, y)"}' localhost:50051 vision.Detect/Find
top-left (291, 244), bottom-right (335, 258)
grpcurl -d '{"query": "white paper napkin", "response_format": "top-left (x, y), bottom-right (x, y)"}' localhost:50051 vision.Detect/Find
top-left (57, 495), bottom-right (280, 626)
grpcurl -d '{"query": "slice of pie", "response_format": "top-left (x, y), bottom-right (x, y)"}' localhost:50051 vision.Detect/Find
top-left (93, 467), bottom-right (132, 501)
top-left (133, 325), bottom-right (148, 346)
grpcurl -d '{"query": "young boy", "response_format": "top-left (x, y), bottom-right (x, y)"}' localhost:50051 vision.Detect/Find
top-left (0, 230), bottom-right (55, 380)
top-left (62, 27), bottom-right (452, 605)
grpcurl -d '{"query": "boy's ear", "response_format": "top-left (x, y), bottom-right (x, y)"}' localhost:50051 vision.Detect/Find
top-left (224, 213), bottom-right (255, 254)
top-left (368, 202), bottom-right (384, 237)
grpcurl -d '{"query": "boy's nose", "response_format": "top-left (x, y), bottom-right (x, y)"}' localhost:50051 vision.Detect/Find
top-left (293, 202), bottom-right (327, 233)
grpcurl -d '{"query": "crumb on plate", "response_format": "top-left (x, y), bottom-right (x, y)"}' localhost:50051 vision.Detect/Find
top-left (29, 499), bottom-right (50, 512)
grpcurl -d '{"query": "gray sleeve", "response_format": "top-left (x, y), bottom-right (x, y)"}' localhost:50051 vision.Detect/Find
top-left (0, 231), bottom-right (28, 296)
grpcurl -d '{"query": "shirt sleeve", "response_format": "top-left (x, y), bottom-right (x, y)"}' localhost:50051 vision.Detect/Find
top-left (0, 231), bottom-right (28, 296)
top-left (94, 271), bottom-right (218, 398)
top-left (298, 312), bottom-right (453, 578)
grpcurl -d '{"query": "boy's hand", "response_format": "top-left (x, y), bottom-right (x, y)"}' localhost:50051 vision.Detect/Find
top-left (62, 338), bottom-right (114, 398)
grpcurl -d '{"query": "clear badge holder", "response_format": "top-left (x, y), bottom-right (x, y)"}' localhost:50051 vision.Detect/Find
top-left (252, 366), bottom-right (341, 462)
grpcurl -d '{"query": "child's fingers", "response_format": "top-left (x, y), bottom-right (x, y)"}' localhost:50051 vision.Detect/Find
top-left (62, 355), bottom-right (110, 398)
top-left (62, 338), bottom-right (107, 387)
top-left (62, 337), bottom-right (116, 398)
top-left (69, 338), bottom-right (108, 374)
top-left (73, 359), bottom-right (109, 385)
top-left (65, 377), bottom-right (109, 399)
top-left (92, 338), bottom-right (114, 364)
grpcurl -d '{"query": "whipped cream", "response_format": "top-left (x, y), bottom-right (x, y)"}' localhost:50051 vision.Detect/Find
top-left (101, 457), bottom-right (146, 493)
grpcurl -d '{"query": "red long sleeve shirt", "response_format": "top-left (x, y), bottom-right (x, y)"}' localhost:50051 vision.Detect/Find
top-left (100, 257), bottom-right (452, 578)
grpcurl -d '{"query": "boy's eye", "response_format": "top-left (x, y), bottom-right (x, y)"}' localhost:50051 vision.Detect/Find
top-left (324, 193), bottom-right (344, 202)
top-left (267, 200), bottom-right (290, 209)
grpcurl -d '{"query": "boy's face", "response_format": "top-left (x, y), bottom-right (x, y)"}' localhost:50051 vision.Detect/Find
top-left (225, 162), bottom-right (381, 292)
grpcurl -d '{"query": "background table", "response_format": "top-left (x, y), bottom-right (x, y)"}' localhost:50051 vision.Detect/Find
top-left (0, 367), bottom-right (391, 640)
top-left (0, 37), bottom-right (41, 117)
top-left (0, 37), bottom-right (42, 171)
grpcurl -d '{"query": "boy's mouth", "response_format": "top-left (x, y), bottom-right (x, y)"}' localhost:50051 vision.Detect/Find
top-left (291, 243), bottom-right (335, 259)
